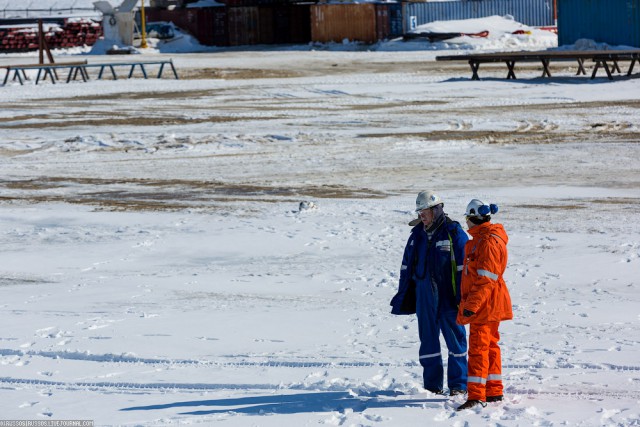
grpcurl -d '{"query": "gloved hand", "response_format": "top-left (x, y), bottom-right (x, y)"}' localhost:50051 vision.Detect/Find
top-left (463, 309), bottom-right (475, 317)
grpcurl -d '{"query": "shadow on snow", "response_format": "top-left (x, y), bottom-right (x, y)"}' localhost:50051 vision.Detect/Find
top-left (121, 390), bottom-right (441, 416)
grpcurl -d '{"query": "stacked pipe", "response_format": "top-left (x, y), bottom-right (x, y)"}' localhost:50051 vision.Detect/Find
top-left (0, 19), bottom-right (103, 52)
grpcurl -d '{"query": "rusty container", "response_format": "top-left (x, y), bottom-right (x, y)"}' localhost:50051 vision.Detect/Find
top-left (375, 2), bottom-right (402, 41)
top-left (310, 3), bottom-right (377, 43)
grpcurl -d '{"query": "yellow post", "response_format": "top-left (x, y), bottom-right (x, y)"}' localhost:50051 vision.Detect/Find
top-left (140, 0), bottom-right (148, 48)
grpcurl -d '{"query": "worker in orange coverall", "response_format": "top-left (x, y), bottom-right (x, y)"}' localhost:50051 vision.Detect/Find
top-left (456, 199), bottom-right (513, 411)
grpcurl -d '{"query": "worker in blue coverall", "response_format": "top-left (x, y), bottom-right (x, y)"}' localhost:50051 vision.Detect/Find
top-left (390, 191), bottom-right (469, 395)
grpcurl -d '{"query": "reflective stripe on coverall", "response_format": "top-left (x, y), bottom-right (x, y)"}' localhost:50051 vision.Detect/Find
top-left (416, 282), bottom-right (467, 392)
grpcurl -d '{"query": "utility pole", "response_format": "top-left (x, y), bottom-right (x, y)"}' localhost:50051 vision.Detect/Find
top-left (140, 0), bottom-right (148, 48)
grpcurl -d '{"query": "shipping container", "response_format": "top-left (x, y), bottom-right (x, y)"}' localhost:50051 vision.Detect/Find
top-left (272, 4), bottom-right (291, 44)
top-left (147, 8), bottom-right (189, 33)
top-left (288, 3), bottom-right (312, 44)
top-left (557, 0), bottom-right (640, 48)
top-left (404, 0), bottom-right (555, 34)
top-left (258, 5), bottom-right (274, 44)
top-left (211, 7), bottom-right (230, 46)
top-left (228, 6), bottom-right (259, 46)
top-left (376, 4), bottom-right (390, 42)
top-left (150, 0), bottom-right (182, 8)
top-left (147, 7), bottom-right (229, 46)
top-left (259, 3), bottom-right (313, 45)
top-left (214, 0), bottom-right (289, 6)
top-left (188, 7), bottom-right (229, 46)
top-left (311, 3), bottom-right (377, 43)
top-left (375, 2), bottom-right (403, 41)
top-left (148, 4), bottom-right (310, 46)
top-left (221, 0), bottom-right (258, 7)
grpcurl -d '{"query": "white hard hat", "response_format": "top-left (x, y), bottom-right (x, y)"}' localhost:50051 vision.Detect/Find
top-left (415, 191), bottom-right (443, 212)
top-left (465, 199), bottom-right (499, 219)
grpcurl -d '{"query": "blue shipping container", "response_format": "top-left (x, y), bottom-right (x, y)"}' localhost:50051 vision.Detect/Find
top-left (557, 0), bottom-right (640, 48)
top-left (403, 0), bottom-right (555, 33)
top-left (389, 2), bottom-right (404, 37)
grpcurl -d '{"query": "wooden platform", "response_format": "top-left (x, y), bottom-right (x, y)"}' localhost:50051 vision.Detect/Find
top-left (436, 50), bottom-right (640, 81)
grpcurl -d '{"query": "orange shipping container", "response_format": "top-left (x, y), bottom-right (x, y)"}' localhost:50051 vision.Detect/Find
top-left (310, 3), bottom-right (377, 44)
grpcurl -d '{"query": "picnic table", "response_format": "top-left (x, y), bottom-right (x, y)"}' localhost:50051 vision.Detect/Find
top-left (435, 50), bottom-right (640, 81)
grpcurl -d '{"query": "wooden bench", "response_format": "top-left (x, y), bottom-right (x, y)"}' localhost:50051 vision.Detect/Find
top-left (436, 50), bottom-right (640, 81)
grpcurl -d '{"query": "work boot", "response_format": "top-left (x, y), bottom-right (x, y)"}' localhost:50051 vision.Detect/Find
top-left (456, 400), bottom-right (487, 411)
top-left (426, 388), bottom-right (445, 395)
top-left (449, 389), bottom-right (467, 397)
top-left (486, 395), bottom-right (503, 402)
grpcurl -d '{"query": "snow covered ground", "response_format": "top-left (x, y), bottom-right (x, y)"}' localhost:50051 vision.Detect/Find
top-left (1, 11), bottom-right (640, 427)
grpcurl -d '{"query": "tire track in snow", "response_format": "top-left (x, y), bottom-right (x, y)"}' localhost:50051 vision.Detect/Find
top-left (0, 376), bottom-right (278, 392)
top-left (2, 348), bottom-right (640, 372)
top-left (506, 387), bottom-right (640, 400)
top-left (1, 348), bottom-right (404, 368)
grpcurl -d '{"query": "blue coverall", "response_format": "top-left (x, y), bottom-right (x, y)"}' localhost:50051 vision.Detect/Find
top-left (391, 215), bottom-right (469, 392)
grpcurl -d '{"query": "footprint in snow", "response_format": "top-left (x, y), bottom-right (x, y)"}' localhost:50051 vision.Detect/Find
top-left (362, 413), bottom-right (386, 422)
top-left (133, 240), bottom-right (154, 248)
top-left (87, 324), bottom-right (109, 330)
top-left (433, 409), bottom-right (454, 421)
top-left (324, 413), bottom-right (347, 425)
top-left (19, 401), bottom-right (38, 408)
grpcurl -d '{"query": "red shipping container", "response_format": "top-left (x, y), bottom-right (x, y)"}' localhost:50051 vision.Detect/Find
top-left (375, 4), bottom-right (390, 41)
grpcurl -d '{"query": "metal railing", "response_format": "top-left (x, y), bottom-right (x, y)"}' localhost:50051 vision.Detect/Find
top-left (2, 60), bottom-right (180, 86)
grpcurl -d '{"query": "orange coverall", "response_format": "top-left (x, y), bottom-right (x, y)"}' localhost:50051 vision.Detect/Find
top-left (457, 222), bottom-right (513, 401)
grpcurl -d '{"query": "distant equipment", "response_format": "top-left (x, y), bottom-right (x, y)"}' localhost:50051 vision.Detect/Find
top-left (93, 0), bottom-right (138, 47)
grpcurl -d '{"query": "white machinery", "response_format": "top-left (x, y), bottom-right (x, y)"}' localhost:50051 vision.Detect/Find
top-left (93, 0), bottom-right (139, 47)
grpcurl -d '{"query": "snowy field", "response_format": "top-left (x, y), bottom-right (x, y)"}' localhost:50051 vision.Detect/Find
top-left (2, 11), bottom-right (640, 427)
